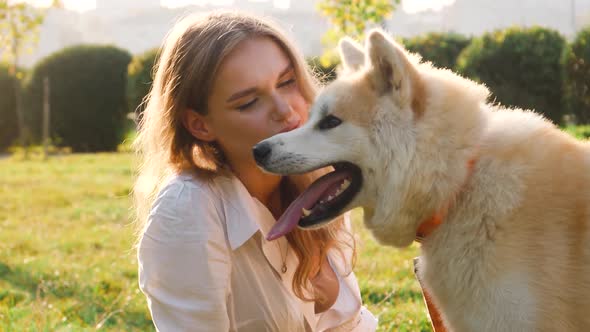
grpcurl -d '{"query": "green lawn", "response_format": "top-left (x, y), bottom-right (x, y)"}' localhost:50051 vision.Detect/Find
top-left (3, 122), bottom-right (587, 331)
top-left (0, 153), bottom-right (430, 331)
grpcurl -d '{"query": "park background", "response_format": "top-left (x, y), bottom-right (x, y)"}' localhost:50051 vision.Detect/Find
top-left (1, 0), bottom-right (590, 330)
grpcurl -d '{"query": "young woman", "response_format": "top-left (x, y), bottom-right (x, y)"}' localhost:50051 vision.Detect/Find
top-left (133, 11), bottom-right (378, 331)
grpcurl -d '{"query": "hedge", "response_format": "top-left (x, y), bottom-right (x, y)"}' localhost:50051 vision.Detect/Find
top-left (563, 26), bottom-right (590, 124)
top-left (0, 64), bottom-right (19, 151)
top-left (403, 32), bottom-right (471, 70)
top-left (24, 45), bottom-right (132, 152)
top-left (127, 48), bottom-right (159, 120)
top-left (457, 26), bottom-right (567, 124)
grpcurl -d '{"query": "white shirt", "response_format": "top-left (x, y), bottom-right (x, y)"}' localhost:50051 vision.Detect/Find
top-left (138, 172), bottom-right (378, 332)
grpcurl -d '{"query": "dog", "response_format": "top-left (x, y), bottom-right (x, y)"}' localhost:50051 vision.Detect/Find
top-left (252, 29), bottom-right (590, 331)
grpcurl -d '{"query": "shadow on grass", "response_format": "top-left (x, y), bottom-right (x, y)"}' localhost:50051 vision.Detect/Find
top-left (0, 261), bottom-right (39, 305)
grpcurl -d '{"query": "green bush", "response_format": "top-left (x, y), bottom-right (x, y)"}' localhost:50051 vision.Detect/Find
top-left (0, 64), bottom-right (19, 151)
top-left (564, 124), bottom-right (590, 139)
top-left (403, 32), bottom-right (471, 70)
top-left (563, 27), bottom-right (590, 124)
top-left (307, 56), bottom-right (338, 84)
top-left (457, 26), bottom-right (567, 124)
top-left (127, 48), bottom-right (159, 120)
top-left (24, 45), bottom-right (132, 152)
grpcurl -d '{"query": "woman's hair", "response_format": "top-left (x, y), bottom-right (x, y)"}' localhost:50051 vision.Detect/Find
top-left (133, 10), bottom-right (354, 302)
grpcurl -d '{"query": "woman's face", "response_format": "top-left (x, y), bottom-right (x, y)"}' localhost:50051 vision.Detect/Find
top-left (199, 37), bottom-right (309, 170)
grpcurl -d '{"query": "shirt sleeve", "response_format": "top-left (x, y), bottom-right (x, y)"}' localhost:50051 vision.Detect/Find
top-left (323, 270), bottom-right (378, 332)
top-left (137, 180), bottom-right (231, 332)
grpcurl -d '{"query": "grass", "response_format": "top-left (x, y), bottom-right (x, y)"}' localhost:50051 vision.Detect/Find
top-left (0, 154), bottom-right (150, 331)
top-left (2, 125), bottom-right (587, 331)
top-left (0, 153), bottom-right (431, 331)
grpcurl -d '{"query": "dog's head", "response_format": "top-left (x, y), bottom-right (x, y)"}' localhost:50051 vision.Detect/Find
top-left (255, 29), bottom-right (487, 247)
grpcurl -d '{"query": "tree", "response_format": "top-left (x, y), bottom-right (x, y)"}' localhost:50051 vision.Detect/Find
top-left (0, 0), bottom-right (60, 147)
top-left (317, 0), bottom-right (398, 66)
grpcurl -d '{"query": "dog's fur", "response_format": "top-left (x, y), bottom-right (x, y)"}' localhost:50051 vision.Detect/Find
top-left (256, 30), bottom-right (590, 331)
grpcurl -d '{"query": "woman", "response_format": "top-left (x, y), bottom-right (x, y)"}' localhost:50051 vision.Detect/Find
top-left (133, 10), bottom-right (378, 331)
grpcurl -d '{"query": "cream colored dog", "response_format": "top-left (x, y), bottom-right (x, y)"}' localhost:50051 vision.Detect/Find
top-left (253, 29), bottom-right (590, 331)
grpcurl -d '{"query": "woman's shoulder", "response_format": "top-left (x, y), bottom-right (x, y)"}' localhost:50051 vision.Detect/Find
top-left (144, 173), bottom-right (228, 243)
top-left (154, 171), bottom-right (238, 210)
top-left (153, 173), bottom-right (214, 210)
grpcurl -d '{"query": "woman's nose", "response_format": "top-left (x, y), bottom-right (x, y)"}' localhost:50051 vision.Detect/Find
top-left (270, 93), bottom-right (293, 121)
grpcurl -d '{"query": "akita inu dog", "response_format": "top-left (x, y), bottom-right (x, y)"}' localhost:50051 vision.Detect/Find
top-left (253, 29), bottom-right (590, 331)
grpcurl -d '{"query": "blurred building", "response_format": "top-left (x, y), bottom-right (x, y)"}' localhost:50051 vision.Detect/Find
top-left (12, 0), bottom-right (590, 67)
top-left (96, 0), bottom-right (161, 10)
top-left (386, 0), bottom-right (589, 38)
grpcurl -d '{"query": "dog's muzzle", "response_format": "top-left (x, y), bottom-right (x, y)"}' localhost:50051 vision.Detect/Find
top-left (253, 142), bottom-right (272, 165)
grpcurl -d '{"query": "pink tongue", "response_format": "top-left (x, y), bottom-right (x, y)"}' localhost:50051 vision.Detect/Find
top-left (266, 170), bottom-right (350, 241)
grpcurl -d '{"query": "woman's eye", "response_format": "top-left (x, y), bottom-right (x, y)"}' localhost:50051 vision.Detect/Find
top-left (278, 78), bottom-right (296, 88)
top-left (236, 98), bottom-right (258, 111)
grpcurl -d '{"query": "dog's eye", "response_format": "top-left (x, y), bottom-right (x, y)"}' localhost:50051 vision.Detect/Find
top-left (318, 115), bottom-right (342, 130)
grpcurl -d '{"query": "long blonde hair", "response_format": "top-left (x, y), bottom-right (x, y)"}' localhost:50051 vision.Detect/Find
top-left (133, 10), bottom-right (354, 301)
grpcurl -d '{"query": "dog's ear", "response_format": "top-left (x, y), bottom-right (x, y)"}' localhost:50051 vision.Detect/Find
top-left (366, 29), bottom-right (416, 105)
top-left (339, 37), bottom-right (365, 72)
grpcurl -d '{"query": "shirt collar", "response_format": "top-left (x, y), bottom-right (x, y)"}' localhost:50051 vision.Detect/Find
top-left (217, 175), bottom-right (371, 330)
top-left (215, 175), bottom-right (277, 251)
top-left (179, 173), bottom-right (319, 328)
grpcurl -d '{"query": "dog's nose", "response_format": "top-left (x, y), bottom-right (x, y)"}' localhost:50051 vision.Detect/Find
top-left (253, 143), bottom-right (272, 164)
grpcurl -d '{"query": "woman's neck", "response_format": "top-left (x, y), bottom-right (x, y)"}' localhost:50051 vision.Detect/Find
top-left (232, 163), bottom-right (284, 219)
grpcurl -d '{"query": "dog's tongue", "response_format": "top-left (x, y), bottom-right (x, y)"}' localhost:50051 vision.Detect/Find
top-left (266, 170), bottom-right (350, 241)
